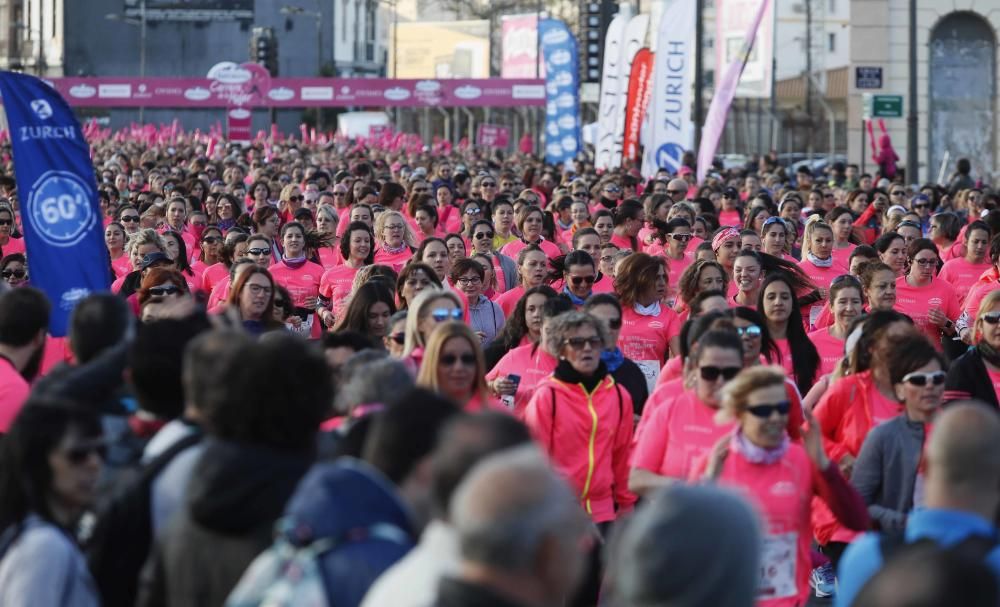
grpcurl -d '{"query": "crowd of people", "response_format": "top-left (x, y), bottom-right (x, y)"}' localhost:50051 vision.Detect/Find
top-left (0, 136), bottom-right (998, 607)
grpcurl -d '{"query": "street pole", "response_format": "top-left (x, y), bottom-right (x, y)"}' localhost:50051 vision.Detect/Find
top-left (693, 0), bottom-right (704, 153)
top-left (139, 0), bottom-right (147, 124)
top-left (804, 0), bottom-right (813, 160)
top-left (535, 0), bottom-right (542, 156)
top-left (316, 7), bottom-right (323, 131)
top-left (906, 0), bottom-right (918, 184)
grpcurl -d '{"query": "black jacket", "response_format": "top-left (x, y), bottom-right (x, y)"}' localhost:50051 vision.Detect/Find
top-left (137, 438), bottom-right (313, 607)
top-left (611, 358), bottom-right (649, 417)
top-left (945, 347), bottom-right (1000, 409)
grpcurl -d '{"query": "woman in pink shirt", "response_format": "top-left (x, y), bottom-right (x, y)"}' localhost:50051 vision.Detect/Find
top-left (106, 222), bottom-right (131, 279)
top-left (758, 272), bottom-right (820, 397)
top-left (712, 227), bottom-right (741, 286)
top-left (894, 238), bottom-right (961, 349)
top-left (494, 246), bottom-right (550, 316)
top-left (809, 275), bottom-right (863, 377)
top-left (609, 199), bottom-right (644, 253)
top-left (252, 205), bottom-right (283, 265)
top-left (269, 221), bottom-right (325, 339)
top-left (732, 251), bottom-right (764, 308)
top-left (827, 207), bottom-right (859, 270)
top-left (373, 210), bottom-right (416, 270)
top-left (417, 321), bottom-right (498, 412)
top-left (189, 226), bottom-right (224, 282)
top-left (700, 366), bottom-right (869, 607)
top-left (797, 219), bottom-right (847, 329)
top-left (314, 205), bottom-right (342, 269)
top-left (500, 206), bottom-right (561, 260)
top-left (629, 330), bottom-right (745, 495)
top-left (875, 232), bottom-right (908, 277)
top-left (937, 219), bottom-right (991, 303)
top-left (319, 221), bottom-right (374, 325)
top-left (396, 262), bottom-right (441, 310)
top-left (615, 253), bottom-right (682, 389)
top-left (662, 218), bottom-right (694, 303)
top-left (0, 205), bottom-right (25, 256)
top-left (761, 216), bottom-right (794, 261)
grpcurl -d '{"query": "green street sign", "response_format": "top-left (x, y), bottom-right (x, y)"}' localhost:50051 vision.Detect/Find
top-left (862, 94), bottom-right (903, 119)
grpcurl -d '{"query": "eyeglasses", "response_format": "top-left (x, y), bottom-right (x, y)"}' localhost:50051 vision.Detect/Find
top-left (982, 311), bottom-right (1000, 325)
top-left (147, 285), bottom-right (182, 297)
top-left (465, 208), bottom-right (482, 215)
top-left (569, 275), bottom-right (596, 286)
top-left (121, 216), bottom-right (140, 223)
top-left (413, 187), bottom-right (430, 194)
top-left (389, 332), bottom-right (406, 345)
top-left (2, 269), bottom-right (26, 279)
top-left (735, 325), bottom-right (761, 338)
top-left (670, 234), bottom-right (692, 242)
top-left (457, 276), bottom-right (482, 285)
top-left (901, 371), bottom-right (946, 387)
top-left (61, 440), bottom-right (107, 465)
top-left (746, 401), bottom-right (791, 418)
top-left (431, 308), bottom-right (463, 322)
top-left (604, 186), bottom-right (621, 193)
top-left (247, 284), bottom-right (273, 296)
top-left (913, 258), bottom-right (937, 267)
top-left (699, 365), bottom-right (741, 381)
top-left (202, 236), bottom-right (221, 244)
top-left (440, 353), bottom-right (477, 367)
top-left (474, 231), bottom-right (494, 240)
top-left (385, 224), bottom-right (405, 231)
top-left (247, 248), bottom-right (271, 256)
top-left (563, 336), bottom-right (603, 350)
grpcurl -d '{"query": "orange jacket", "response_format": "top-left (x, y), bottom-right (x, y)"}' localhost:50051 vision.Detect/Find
top-left (525, 374), bottom-right (637, 523)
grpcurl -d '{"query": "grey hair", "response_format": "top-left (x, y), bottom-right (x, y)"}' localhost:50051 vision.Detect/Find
top-left (451, 445), bottom-right (588, 573)
top-left (542, 311), bottom-right (609, 358)
top-left (126, 228), bottom-right (167, 255)
top-left (335, 355), bottom-right (413, 415)
top-left (315, 205), bottom-right (339, 224)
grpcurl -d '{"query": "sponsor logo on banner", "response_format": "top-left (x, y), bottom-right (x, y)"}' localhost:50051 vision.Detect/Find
top-left (98, 84), bottom-right (131, 98)
top-left (539, 18), bottom-right (581, 165)
top-left (642, 0), bottom-right (696, 177)
top-left (513, 84), bottom-right (545, 99)
top-left (69, 84), bottom-right (96, 99)
top-left (184, 87), bottom-right (211, 101)
top-left (384, 87), bottom-right (411, 101)
top-left (477, 123), bottom-right (510, 148)
top-left (594, 14), bottom-right (627, 171)
top-left (300, 86), bottom-right (334, 101)
top-left (612, 15), bottom-right (649, 168)
top-left (501, 14), bottom-right (542, 79)
top-left (454, 85), bottom-right (482, 99)
top-left (267, 87), bottom-right (295, 101)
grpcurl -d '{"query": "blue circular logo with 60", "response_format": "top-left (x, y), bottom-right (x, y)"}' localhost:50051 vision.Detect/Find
top-left (27, 170), bottom-right (96, 247)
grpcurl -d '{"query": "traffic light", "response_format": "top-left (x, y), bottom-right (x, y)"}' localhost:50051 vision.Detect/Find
top-left (250, 27), bottom-right (278, 76)
top-left (579, 0), bottom-right (618, 83)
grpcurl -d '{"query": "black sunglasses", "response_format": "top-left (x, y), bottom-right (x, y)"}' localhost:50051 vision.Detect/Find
top-left (440, 353), bottom-right (476, 366)
top-left (287, 195), bottom-right (303, 202)
top-left (389, 332), bottom-right (406, 345)
top-left (2, 269), bottom-right (26, 279)
top-left (148, 286), bottom-right (182, 297)
top-left (0, 219), bottom-right (12, 226)
top-left (569, 275), bottom-right (596, 286)
top-left (983, 311), bottom-right (1000, 325)
top-left (474, 231), bottom-right (494, 240)
top-left (120, 216), bottom-right (140, 223)
top-left (247, 248), bottom-right (272, 256)
top-left (699, 366), bottom-right (741, 381)
top-left (606, 317), bottom-right (622, 330)
top-left (746, 401), bottom-right (791, 418)
top-left (63, 441), bottom-right (108, 464)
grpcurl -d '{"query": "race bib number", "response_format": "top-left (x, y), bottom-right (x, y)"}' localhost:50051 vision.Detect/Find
top-left (758, 532), bottom-right (797, 599)
top-left (809, 305), bottom-right (823, 331)
top-left (635, 360), bottom-right (660, 393)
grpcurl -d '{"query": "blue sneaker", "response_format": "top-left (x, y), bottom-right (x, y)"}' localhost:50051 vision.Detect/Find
top-left (810, 562), bottom-right (837, 598)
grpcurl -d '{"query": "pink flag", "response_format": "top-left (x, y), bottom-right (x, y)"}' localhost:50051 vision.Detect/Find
top-left (696, 0), bottom-right (770, 183)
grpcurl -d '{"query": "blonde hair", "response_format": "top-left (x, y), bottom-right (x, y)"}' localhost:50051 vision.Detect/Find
top-left (974, 289), bottom-right (1000, 343)
top-left (416, 321), bottom-right (489, 404)
top-left (716, 365), bottom-right (787, 424)
top-left (127, 228), bottom-right (167, 255)
top-left (799, 216), bottom-right (834, 261)
top-left (402, 288), bottom-right (463, 356)
top-left (374, 210), bottom-right (418, 248)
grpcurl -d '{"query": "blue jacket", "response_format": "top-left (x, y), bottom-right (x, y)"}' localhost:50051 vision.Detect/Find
top-left (836, 508), bottom-right (1000, 607)
top-left (282, 458), bottom-right (417, 607)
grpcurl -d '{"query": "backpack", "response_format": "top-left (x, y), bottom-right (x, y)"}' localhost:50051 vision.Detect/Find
top-left (85, 431), bottom-right (202, 607)
top-left (225, 521), bottom-right (411, 607)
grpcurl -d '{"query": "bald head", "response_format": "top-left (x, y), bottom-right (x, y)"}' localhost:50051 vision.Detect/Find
top-left (667, 178), bottom-right (688, 197)
top-left (451, 446), bottom-right (588, 575)
top-left (927, 403), bottom-right (1000, 500)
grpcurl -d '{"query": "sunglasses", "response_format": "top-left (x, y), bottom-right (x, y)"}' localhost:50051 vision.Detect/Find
top-left (746, 401), bottom-right (791, 418)
top-left (891, 191), bottom-right (906, 196)
top-left (0, 219), bottom-right (12, 227)
top-left (202, 236), bottom-right (221, 244)
top-left (287, 195), bottom-right (303, 202)
top-left (431, 308), bottom-right (463, 322)
top-left (735, 325), bottom-right (761, 337)
top-left (62, 441), bottom-right (108, 465)
top-left (604, 186), bottom-right (621, 193)
top-left (440, 353), bottom-right (476, 367)
top-left (465, 208), bottom-right (482, 215)
top-left (474, 231), bottom-right (494, 240)
top-left (699, 365), bottom-right (741, 381)
top-left (982, 311), bottom-right (1000, 325)
top-left (564, 336), bottom-right (603, 350)
top-left (148, 286), bottom-right (182, 297)
top-left (389, 332), bottom-right (406, 345)
top-left (569, 275), bottom-right (596, 286)
top-left (247, 248), bottom-right (272, 256)
top-left (121, 216), bottom-right (140, 223)
top-left (670, 234), bottom-right (692, 242)
top-left (2, 269), bottom-right (26, 279)
top-left (573, 192), bottom-right (588, 198)
top-left (902, 371), bottom-right (946, 387)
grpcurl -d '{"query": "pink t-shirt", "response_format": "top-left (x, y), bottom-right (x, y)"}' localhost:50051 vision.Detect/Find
top-left (963, 281), bottom-right (1000, 320)
top-left (373, 246), bottom-right (413, 272)
top-left (831, 244), bottom-right (856, 271)
top-left (630, 389), bottom-right (735, 480)
top-left (319, 265), bottom-right (360, 317)
top-left (870, 386), bottom-right (903, 426)
top-left (494, 285), bottom-right (526, 317)
top-left (500, 238), bottom-right (561, 260)
top-left (201, 262), bottom-right (230, 294)
top-left (485, 344), bottom-right (558, 418)
top-left (718, 209), bottom-right (742, 228)
top-left (0, 357), bottom-right (29, 432)
top-left (808, 328), bottom-right (844, 377)
top-left (609, 233), bottom-right (637, 253)
top-left (773, 338), bottom-right (796, 379)
top-left (317, 246), bottom-right (343, 270)
top-left (938, 257), bottom-right (992, 304)
top-left (894, 277), bottom-right (961, 350)
top-left (796, 259), bottom-right (849, 330)
top-left (270, 260), bottom-right (325, 339)
top-left (207, 277), bottom-right (231, 311)
top-left (988, 368), bottom-right (1000, 404)
top-left (618, 305), bottom-right (681, 388)
top-left (1, 237), bottom-right (26, 256)
top-left (111, 254), bottom-right (133, 279)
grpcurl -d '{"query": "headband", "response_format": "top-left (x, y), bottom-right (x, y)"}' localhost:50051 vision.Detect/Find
top-left (712, 227), bottom-right (741, 252)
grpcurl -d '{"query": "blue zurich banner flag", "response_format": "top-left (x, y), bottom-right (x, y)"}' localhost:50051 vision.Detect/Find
top-left (539, 19), bottom-right (581, 165)
top-left (0, 71), bottom-right (110, 337)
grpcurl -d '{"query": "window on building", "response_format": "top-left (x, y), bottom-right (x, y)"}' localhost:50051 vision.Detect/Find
top-left (828, 32), bottom-right (836, 52)
top-left (342, 0), bottom-right (348, 41)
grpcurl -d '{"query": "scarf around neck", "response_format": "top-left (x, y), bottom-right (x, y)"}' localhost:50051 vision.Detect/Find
top-left (979, 340), bottom-right (1000, 368)
top-left (634, 301), bottom-right (661, 317)
top-left (601, 347), bottom-right (625, 373)
top-left (381, 242), bottom-right (408, 255)
top-left (806, 252), bottom-right (833, 268)
top-left (730, 428), bottom-right (789, 465)
top-left (562, 286), bottom-right (588, 306)
top-left (282, 255), bottom-right (308, 270)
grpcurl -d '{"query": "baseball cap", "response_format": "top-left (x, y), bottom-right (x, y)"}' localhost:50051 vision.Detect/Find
top-left (140, 252), bottom-right (171, 271)
top-left (723, 187), bottom-right (740, 198)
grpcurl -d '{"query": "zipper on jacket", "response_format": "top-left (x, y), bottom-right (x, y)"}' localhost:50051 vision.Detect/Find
top-left (578, 381), bottom-right (602, 515)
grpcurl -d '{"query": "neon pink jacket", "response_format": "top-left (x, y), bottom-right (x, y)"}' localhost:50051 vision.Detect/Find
top-left (525, 375), bottom-right (637, 522)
